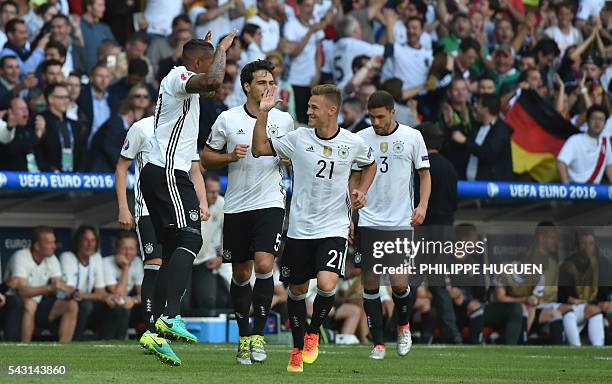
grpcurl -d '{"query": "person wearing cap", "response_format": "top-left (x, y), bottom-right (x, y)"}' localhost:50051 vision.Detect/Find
top-left (492, 44), bottom-right (520, 94)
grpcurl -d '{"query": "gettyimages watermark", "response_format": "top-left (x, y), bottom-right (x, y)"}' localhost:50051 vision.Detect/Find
top-left (355, 225), bottom-right (612, 287)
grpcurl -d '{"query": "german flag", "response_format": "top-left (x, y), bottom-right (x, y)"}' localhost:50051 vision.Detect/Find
top-left (506, 90), bottom-right (577, 182)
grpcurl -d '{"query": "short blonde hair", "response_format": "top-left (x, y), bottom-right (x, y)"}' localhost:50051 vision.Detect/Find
top-left (311, 84), bottom-right (342, 109)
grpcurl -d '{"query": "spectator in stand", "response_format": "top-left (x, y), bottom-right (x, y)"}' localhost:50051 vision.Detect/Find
top-left (59, 225), bottom-right (107, 341)
top-left (348, 0), bottom-right (386, 44)
top-left (49, 14), bottom-right (87, 75)
top-left (101, 0), bottom-right (138, 46)
top-left (0, 18), bottom-right (48, 77)
top-left (250, 0), bottom-right (281, 53)
top-left (108, 58), bottom-right (155, 113)
top-left (64, 72), bottom-right (81, 122)
top-left (80, 0), bottom-right (116, 72)
top-left (477, 75), bottom-right (497, 95)
top-left (545, 2), bottom-right (583, 55)
top-left (340, 96), bottom-right (369, 133)
top-left (0, 1), bottom-right (18, 49)
top-left (3, 226), bottom-right (78, 342)
top-left (383, 12), bottom-right (432, 95)
top-left (0, 56), bottom-right (38, 109)
top-left (86, 85), bottom-right (151, 173)
top-left (78, 63), bottom-right (112, 148)
top-left (44, 41), bottom-right (68, 69)
top-left (146, 15), bottom-right (192, 79)
top-left (35, 83), bottom-right (85, 172)
top-left (534, 38), bottom-right (561, 88)
top-left (452, 93), bottom-right (514, 181)
top-left (439, 12), bottom-right (472, 55)
top-left (143, 0), bottom-right (184, 38)
top-left (0, 97), bottom-right (44, 171)
top-left (239, 23), bottom-right (266, 65)
top-left (189, 0), bottom-right (246, 46)
top-left (492, 45), bottom-right (520, 95)
top-left (266, 51), bottom-right (296, 120)
top-left (333, 16), bottom-right (383, 91)
top-left (155, 28), bottom-right (193, 83)
top-left (344, 54), bottom-right (382, 97)
top-left (379, 77), bottom-right (419, 127)
top-left (39, 59), bottom-right (65, 88)
top-left (124, 32), bottom-right (154, 85)
top-left (439, 78), bottom-right (476, 178)
top-left (558, 105), bottom-right (612, 184)
top-left (101, 232), bottom-right (143, 340)
top-left (281, 0), bottom-right (327, 124)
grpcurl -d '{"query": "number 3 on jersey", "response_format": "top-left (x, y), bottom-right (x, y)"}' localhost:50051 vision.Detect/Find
top-left (326, 249), bottom-right (345, 269)
top-left (379, 156), bottom-right (388, 173)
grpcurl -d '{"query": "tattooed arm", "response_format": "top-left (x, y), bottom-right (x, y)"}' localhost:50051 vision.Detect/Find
top-left (185, 32), bottom-right (236, 94)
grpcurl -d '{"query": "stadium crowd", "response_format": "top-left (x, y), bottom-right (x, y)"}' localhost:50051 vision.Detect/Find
top-left (0, 0), bottom-right (610, 346)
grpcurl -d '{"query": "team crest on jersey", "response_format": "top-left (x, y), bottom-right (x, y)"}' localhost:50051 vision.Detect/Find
top-left (281, 266), bottom-right (290, 278)
top-left (123, 138), bottom-right (129, 150)
top-left (380, 142), bottom-right (388, 153)
top-left (393, 141), bottom-right (404, 154)
top-left (338, 145), bottom-right (350, 159)
top-left (144, 243), bottom-right (154, 254)
top-left (353, 252), bottom-right (362, 265)
top-left (223, 249), bottom-right (232, 261)
top-left (267, 124), bottom-right (279, 137)
top-left (323, 146), bottom-right (332, 157)
top-left (189, 210), bottom-right (199, 222)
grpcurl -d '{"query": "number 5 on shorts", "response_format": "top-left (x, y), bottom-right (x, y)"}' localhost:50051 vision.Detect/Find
top-left (274, 233), bottom-right (281, 252)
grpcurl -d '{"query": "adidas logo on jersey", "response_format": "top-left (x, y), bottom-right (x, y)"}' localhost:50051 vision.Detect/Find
top-left (237, 129), bottom-right (245, 134)
top-left (306, 146), bottom-right (314, 152)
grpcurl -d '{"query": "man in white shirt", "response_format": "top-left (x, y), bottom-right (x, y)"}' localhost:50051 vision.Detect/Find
top-left (355, 91), bottom-right (431, 360)
top-left (252, 84), bottom-right (376, 372)
top-left (59, 225), bottom-right (107, 341)
top-left (249, 0), bottom-right (281, 53)
top-left (281, 0), bottom-right (326, 124)
top-left (5, 226), bottom-right (78, 342)
top-left (139, 32), bottom-right (235, 366)
top-left (333, 16), bottom-right (384, 91)
top-left (203, 59), bottom-right (294, 364)
top-left (384, 13), bottom-right (432, 91)
top-left (183, 173), bottom-right (230, 314)
top-left (544, 2), bottom-right (583, 55)
top-left (558, 106), bottom-right (612, 184)
top-left (101, 232), bottom-right (144, 340)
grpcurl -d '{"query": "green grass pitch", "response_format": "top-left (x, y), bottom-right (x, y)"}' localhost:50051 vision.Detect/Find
top-left (0, 342), bottom-right (610, 383)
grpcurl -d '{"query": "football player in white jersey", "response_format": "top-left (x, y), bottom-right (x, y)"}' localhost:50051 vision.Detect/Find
top-left (252, 84), bottom-right (377, 373)
top-left (138, 31), bottom-right (235, 366)
top-left (115, 116), bottom-right (169, 356)
top-left (354, 90), bottom-right (431, 360)
top-left (202, 59), bottom-right (294, 364)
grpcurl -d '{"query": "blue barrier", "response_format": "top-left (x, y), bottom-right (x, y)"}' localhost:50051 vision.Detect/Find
top-left (1, 171), bottom-right (611, 201)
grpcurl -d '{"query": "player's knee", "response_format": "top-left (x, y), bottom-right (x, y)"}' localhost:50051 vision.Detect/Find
top-left (585, 304), bottom-right (601, 319)
top-left (288, 284), bottom-right (308, 297)
top-left (66, 300), bottom-right (79, 314)
top-left (176, 227), bottom-right (203, 256)
top-left (253, 254), bottom-right (274, 274)
top-left (391, 285), bottom-right (408, 296)
top-left (23, 299), bottom-right (37, 315)
top-left (232, 261), bottom-right (253, 283)
top-left (317, 280), bottom-right (337, 293)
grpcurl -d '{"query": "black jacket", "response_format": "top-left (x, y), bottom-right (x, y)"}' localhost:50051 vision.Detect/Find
top-left (0, 124), bottom-right (38, 171)
top-left (85, 114), bottom-right (129, 173)
top-left (34, 110), bottom-right (85, 172)
top-left (466, 118), bottom-right (514, 181)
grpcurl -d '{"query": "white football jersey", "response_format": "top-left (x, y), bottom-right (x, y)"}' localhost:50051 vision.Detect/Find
top-left (333, 37), bottom-right (384, 90)
top-left (355, 124), bottom-right (430, 228)
top-left (207, 105), bottom-right (294, 213)
top-left (271, 127), bottom-right (374, 239)
top-left (148, 66), bottom-right (200, 173)
top-left (120, 116), bottom-right (154, 218)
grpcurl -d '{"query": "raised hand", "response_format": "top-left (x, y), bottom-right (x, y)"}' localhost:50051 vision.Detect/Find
top-left (259, 86), bottom-right (282, 112)
top-left (203, 30), bottom-right (213, 44)
top-left (218, 30), bottom-right (238, 52)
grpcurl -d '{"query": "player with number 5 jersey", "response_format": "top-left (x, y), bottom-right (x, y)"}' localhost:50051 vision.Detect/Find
top-left (202, 60), bottom-right (294, 365)
top-left (251, 84), bottom-right (377, 373)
